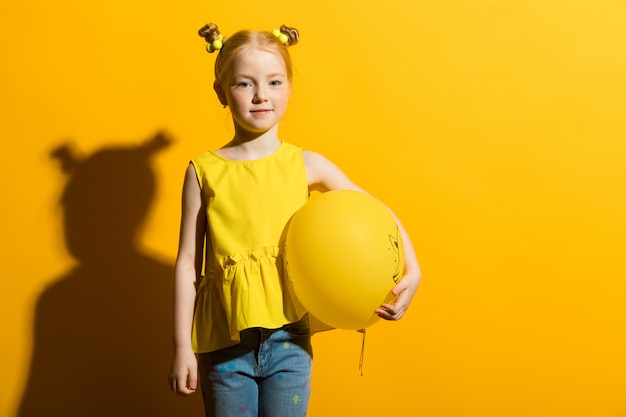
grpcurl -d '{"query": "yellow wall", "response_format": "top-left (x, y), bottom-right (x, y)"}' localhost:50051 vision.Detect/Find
top-left (2, 0), bottom-right (625, 416)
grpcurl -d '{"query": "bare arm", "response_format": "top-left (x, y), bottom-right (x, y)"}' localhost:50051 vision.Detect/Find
top-left (168, 163), bottom-right (206, 395)
top-left (303, 150), bottom-right (421, 320)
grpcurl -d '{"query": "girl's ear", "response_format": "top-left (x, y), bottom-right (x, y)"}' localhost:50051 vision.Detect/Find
top-left (214, 81), bottom-right (228, 106)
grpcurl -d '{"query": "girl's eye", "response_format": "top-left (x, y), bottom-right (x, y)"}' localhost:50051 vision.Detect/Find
top-left (236, 81), bottom-right (252, 87)
top-left (269, 80), bottom-right (282, 86)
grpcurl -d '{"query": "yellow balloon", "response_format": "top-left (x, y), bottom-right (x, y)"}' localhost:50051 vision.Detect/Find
top-left (284, 190), bottom-right (404, 330)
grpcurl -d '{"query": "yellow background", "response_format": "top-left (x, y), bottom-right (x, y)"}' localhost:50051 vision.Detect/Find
top-left (2, 0), bottom-right (625, 416)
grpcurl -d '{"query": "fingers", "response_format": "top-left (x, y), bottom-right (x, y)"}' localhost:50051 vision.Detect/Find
top-left (376, 303), bottom-right (406, 321)
top-left (188, 366), bottom-right (198, 392)
top-left (168, 369), bottom-right (198, 396)
top-left (168, 350), bottom-right (199, 396)
top-left (378, 272), bottom-right (420, 320)
top-left (392, 277), bottom-right (411, 296)
top-left (376, 285), bottom-right (410, 321)
top-left (173, 378), bottom-right (197, 396)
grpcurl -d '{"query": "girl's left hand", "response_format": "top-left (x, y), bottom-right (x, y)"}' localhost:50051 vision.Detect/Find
top-left (375, 272), bottom-right (420, 321)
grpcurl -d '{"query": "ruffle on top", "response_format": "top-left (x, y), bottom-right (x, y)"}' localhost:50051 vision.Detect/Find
top-left (192, 246), bottom-right (307, 353)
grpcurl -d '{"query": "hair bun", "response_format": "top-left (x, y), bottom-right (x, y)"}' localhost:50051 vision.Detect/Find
top-left (198, 23), bottom-right (224, 44)
top-left (279, 25), bottom-right (299, 46)
top-left (199, 23), bottom-right (227, 53)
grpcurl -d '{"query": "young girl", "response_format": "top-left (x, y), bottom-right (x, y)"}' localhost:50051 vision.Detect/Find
top-left (168, 23), bottom-right (421, 417)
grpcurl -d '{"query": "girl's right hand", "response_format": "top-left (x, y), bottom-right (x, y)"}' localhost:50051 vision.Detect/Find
top-left (168, 348), bottom-right (198, 396)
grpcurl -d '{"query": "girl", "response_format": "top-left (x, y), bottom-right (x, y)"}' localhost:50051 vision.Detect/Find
top-left (168, 23), bottom-right (421, 417)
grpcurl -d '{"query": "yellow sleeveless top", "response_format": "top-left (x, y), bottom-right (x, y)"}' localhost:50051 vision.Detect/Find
top-left (191, 142), bottom-right (308, 353)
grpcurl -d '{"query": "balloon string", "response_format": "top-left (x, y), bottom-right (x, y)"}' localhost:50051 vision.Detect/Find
top-left (358, 328), bottom-right (366, 376)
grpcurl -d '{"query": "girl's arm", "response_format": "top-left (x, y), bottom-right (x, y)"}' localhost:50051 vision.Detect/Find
top-left (303, 150), bottom-right (421, 320)
top-left (168, 163), bottom-right (206, 396)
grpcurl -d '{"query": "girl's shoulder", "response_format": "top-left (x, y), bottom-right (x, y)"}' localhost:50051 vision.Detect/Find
top-left (301, 149), bottom-right (331, 169)
top-left (301, 150), bottom-right (357, 192)
top-left (191, 149), bottom-right (220, 163)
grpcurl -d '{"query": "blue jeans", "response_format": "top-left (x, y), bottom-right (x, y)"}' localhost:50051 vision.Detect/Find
top-left (197, 316), bottom-right (313, 417)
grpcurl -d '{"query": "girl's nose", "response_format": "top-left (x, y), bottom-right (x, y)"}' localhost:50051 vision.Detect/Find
top-left (253, 87), bottom-right (268, 103)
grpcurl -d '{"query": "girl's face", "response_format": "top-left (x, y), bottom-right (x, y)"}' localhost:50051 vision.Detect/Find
top-left (217, 48), bottom-right (291, 138)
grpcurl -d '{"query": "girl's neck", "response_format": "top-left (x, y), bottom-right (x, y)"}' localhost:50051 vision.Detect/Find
top-left (217, 126), bottom-right (282, 161)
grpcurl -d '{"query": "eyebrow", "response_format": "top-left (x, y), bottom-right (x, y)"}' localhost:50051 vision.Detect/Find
top-left (235, 73), bottom-right (287, 79)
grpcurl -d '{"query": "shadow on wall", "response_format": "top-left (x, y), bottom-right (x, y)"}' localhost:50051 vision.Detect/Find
top-left (17, 132), bottom-right (204, 417)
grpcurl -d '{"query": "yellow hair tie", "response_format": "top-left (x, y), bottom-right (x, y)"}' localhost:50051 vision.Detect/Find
top-left (272, 28), bottom-right (289, 45)
top-left (206, 34), bottom-right (224, 53)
